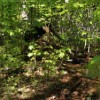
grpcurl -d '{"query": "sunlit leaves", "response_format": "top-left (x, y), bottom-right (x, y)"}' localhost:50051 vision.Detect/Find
top-left (9, 30), bottom-right (14, 36)
top-left (28, 53), bottom-right (34, 57)
top-left (82, 31), bottom-right (87, 35)
top-left (65, 0), bottom-right (69, 3)
top-left (28, 45), bottom-right (34, 50)
top-left (59, 52), bottom-right (65, 59)
top-left (73, 2), bottom-right (85, 8)
top-left (89, 21), bottom-right (93, 25)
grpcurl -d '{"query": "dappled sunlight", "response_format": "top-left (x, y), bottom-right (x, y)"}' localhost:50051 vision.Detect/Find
top-left (0, 0), bottom-right (100, 99)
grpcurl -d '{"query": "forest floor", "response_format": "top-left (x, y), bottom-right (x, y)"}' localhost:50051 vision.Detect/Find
top-left (0, 61), bottom-right (100, 100)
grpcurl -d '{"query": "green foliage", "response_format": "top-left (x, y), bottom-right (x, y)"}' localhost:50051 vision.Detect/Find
top-left (0, 0), bottom-right (99, 72)
top-left (86, 56), bottom-right (100, 78)
top-left (0, 0), bottom-right (100, 99)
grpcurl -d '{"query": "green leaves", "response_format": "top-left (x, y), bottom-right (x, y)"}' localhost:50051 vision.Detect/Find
top-left (73, 2), bottom-right (85, 8)
top-left (59, 52), bottom-right (65, 59)
top-left (86, 56), bottom-right (100, 78)
top-left (0, 0), bottom-right (20, 3)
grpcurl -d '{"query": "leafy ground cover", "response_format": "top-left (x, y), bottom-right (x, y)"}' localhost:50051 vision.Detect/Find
top-left (0, 60), bottom-right (100, 100)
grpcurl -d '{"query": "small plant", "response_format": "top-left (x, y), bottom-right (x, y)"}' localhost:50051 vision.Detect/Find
top-left (86, 55), bottom-right (100, 79)
top-left (86, 56), bottom-right (100, 99)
